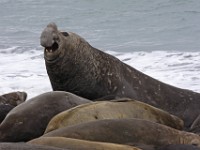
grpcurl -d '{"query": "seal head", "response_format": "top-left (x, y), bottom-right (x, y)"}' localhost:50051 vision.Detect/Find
top-left (40, 23), bottom-right (66, 62)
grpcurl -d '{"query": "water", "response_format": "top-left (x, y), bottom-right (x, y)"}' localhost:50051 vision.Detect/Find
top-left (0, 0), bottom-right (200, 99)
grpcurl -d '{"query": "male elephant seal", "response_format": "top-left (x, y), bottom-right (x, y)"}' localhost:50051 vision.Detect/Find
top-left (0, 91), bottom-right (27, 123)
top-left (40, 23), bottom-right (200, 132)
top-left (0, 143), bottom-right (67, 150)
top-left (29, 137), bottom-right (141, 150)
top-left (43, 119), bottom-right (200, 148)
top-left (45, 99), bottom-right (183, 133)
top-left (0, 91), bottom-right (90, 142)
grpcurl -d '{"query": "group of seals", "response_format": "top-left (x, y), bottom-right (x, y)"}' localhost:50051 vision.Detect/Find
top-left (0, 91), bottom-right (90, 142)
top-left (40, 23), bottom-right (200, 132)
top-left (1, 23), bottom-right (200, 150)
top-left (1, 91), bottom-right (198, 150)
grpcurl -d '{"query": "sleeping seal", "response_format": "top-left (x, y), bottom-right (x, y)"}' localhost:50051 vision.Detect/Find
top-left (40, 23), bottom-right (200, 132)
top-left (28, 136), bottom-right (141, 150)
top-left (0, 91), bottom-right (90, 142)
top-left (45, 99), bottom-right (183, 133)
top-left (43, 118), bottom-right (200, 148)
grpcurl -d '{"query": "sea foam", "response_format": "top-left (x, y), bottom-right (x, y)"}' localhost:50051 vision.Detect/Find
top-left (0, 47), bottom-right (200, 99)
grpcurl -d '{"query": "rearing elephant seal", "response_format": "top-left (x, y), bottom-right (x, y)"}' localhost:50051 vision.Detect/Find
top-left (40, 23), bottom-right (200, 132)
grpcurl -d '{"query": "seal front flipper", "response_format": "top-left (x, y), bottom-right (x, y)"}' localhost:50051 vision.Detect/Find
top-left (190, 114), bottom-right (200, 134)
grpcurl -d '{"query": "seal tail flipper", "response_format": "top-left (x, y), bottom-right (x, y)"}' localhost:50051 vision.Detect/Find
top-left (189, 114), bottom-right (200, 134)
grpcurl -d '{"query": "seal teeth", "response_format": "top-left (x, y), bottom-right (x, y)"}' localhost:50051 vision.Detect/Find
top-left (45, 48), bottom-right (53, 53)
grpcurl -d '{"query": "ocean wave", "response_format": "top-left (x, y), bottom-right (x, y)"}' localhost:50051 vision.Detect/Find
top-left (108, 50), bottom-right (200, 92)
top-left (0, 46), bottom-right (42, 54)
top-left (0, 50), bottom-right (199, 99)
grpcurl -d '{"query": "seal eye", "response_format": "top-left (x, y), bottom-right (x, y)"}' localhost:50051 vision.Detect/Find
top-left (61, 32), bottom-right (69, 37)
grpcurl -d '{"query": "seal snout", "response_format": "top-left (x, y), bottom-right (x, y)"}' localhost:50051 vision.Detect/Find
top-left (40, 22), bottom-right (59, 53)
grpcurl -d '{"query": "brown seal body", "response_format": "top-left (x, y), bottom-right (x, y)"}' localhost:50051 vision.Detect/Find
top-left (0, 91), bottom-right (90, 142)
top-left (40, 23), bottom-right (200, 132)
top-left (0, 104), bottom-right (14, 123)
top-left (0, 143), bottom-right (67, 150)
top-left (45, 99), bottom-right (183, 133)
top-left (44, 119), bottom-right (200, 148)
top-left (0, 91), bottom-right (27, 106)
top-left (29, 136), bottom-right (141, 150)
top-left (0, 91), bottom-right (27, 123)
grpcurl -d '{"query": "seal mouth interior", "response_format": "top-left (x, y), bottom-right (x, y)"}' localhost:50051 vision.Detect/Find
top-left (44, 41), bottom-right (61, 62)
top-left (45, 42), bottom-right (59, 53)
